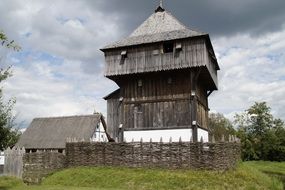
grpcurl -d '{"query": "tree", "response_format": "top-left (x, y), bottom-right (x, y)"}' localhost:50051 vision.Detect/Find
top-left (0, 31), bottom-right (21, 51)
top-left (0, 31), bottom-right (20, 150)
top-left (208, 112), bottom-right (236, 141)
top-left (235, 102), bottom-right (285, 161)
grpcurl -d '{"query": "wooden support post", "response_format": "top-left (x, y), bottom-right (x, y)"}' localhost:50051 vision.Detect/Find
top-left (192, 98), bottom-right (198, 142)
top-left (190, 69), bottom-right (201, 142)
top-left (118, 127), bottom-right (124, 143)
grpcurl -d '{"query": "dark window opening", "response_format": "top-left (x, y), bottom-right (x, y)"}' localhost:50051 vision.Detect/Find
top-left (163, 42), bottom-right (174, 53)
top-left (120, 58), bottom-right (125, 65)
top-left (58, 149), bottom-right (63, 153)
top-left (31, 149), bottom-right (37, 153)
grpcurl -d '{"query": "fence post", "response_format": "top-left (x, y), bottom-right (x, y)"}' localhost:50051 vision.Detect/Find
top-left (211, 135), bottom-right (215, 143)
top-left (4, 147), bottom-right (25, 178)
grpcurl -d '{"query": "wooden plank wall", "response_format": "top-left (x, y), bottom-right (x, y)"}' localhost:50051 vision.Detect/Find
top-left (4, 147), bottom-right (25, 178)
top-left (124, 100), bottom-right (192, 129)
top-left (104, 38), bottom-right (210, 77)
top-left (106, 97), bottom-right (120, 140)
top-left (117, 71), bottom-right (208, 130)
top-left (204, 50), bottom-right (218, 88)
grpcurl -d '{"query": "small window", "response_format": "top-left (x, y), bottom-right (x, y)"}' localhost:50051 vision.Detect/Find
top-left (58, 149), bottom-right (63, 153)
top-left (163, 42), bottom-right (174, 53)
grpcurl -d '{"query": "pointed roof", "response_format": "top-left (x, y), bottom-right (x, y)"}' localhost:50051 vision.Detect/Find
top-left (102, 9), bottom-right (206, 50)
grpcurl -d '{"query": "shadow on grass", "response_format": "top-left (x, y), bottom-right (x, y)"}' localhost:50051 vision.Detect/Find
top-left (0, 187), bottom-right (9, 190)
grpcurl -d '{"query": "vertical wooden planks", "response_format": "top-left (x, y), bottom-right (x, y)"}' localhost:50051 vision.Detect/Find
top-left (4, 147), bottom-right (25, 178)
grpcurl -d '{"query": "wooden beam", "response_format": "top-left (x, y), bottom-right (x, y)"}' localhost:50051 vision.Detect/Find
top-left (207, 90), bottom-right (214, 97)
top-left (100, 115), bottom-right (115, 142)
top-left (124, 97), bottom-right (191, 104)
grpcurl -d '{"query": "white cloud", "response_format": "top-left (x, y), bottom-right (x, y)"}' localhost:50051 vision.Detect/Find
top-left (210, 27), bottom-right (285, 121)
top-left (0, 0), bottom-right (121, 127)
top-left (0, 0), bottom-right (284, 128)
top-left (3, 59), bottom-right (117, 127)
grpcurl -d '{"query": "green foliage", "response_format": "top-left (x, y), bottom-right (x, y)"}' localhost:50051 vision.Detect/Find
top-left (0, 31), bottom-right (21, 51)
top-left (208, 112), bottom-right (236, 141)
top-left (0, 68), bottom-right (20, 151)
top-left (0, 164), bottom-right (283, 190)
top-left (235, 102), bottom-right (285, 161)
top-left (0, 31), bottom-right (20, 150)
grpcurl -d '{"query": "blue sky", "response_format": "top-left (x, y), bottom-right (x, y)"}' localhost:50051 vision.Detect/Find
top-left (0, 0), bottom-right (285, 128)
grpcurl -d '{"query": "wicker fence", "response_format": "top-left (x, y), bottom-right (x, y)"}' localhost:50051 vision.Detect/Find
top-left (66, 141), bottom-right (241, 170)
top-left (4, 147), bottom-right (25, 178)
top-left (23, 152), bottom-right (66, 184)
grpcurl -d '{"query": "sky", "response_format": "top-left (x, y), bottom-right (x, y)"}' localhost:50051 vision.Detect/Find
top-left (0, 0), bottom-right (285, 128)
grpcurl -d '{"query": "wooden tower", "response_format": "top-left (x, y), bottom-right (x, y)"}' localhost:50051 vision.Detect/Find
top-left (101, 4), bottom-right (219, 142)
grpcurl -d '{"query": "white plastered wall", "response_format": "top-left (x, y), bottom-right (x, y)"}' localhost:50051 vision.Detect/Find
top-left (124, 128), bottom-right (209, 143)
top-left (124, 129), bottom-right (192, 143)
top-left (198, 128), bottom-right (209, 142)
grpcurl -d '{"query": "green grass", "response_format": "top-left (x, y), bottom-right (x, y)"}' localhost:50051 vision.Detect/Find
top-left (245, 161), bottom-right (285, 185)
top-left (0, 162), bottom-right (283, 190)
top-left (245, 161), bottom-right (285, 175)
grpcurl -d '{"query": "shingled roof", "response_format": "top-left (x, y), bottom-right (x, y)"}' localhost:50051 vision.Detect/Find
top-left (101, 9), bottom-right (205, 50)
top-left (16, 114), bottom-right (109, 149)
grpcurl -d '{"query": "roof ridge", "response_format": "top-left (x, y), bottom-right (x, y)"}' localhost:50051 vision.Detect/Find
top-left (101, 9), bottom-right (207, 50)
top-left (33, 114), bottom-right (101, 120)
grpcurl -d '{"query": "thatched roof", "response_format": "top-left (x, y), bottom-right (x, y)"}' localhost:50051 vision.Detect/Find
top-left (101, 10), bottom-right (205, 50)
top-left (16, 114), bottom-right (105, 149)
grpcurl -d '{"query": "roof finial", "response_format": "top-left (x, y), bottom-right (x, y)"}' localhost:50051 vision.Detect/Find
top-left (155, 0), bottom-right (165, 13)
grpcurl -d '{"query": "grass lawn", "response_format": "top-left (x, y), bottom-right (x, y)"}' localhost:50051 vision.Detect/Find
top-left (0, 162), bottom-right (283, 190)
top-left (245, 161), bottom-right (285, 185)
top-left (245, 161), bottom-right (285, 175)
